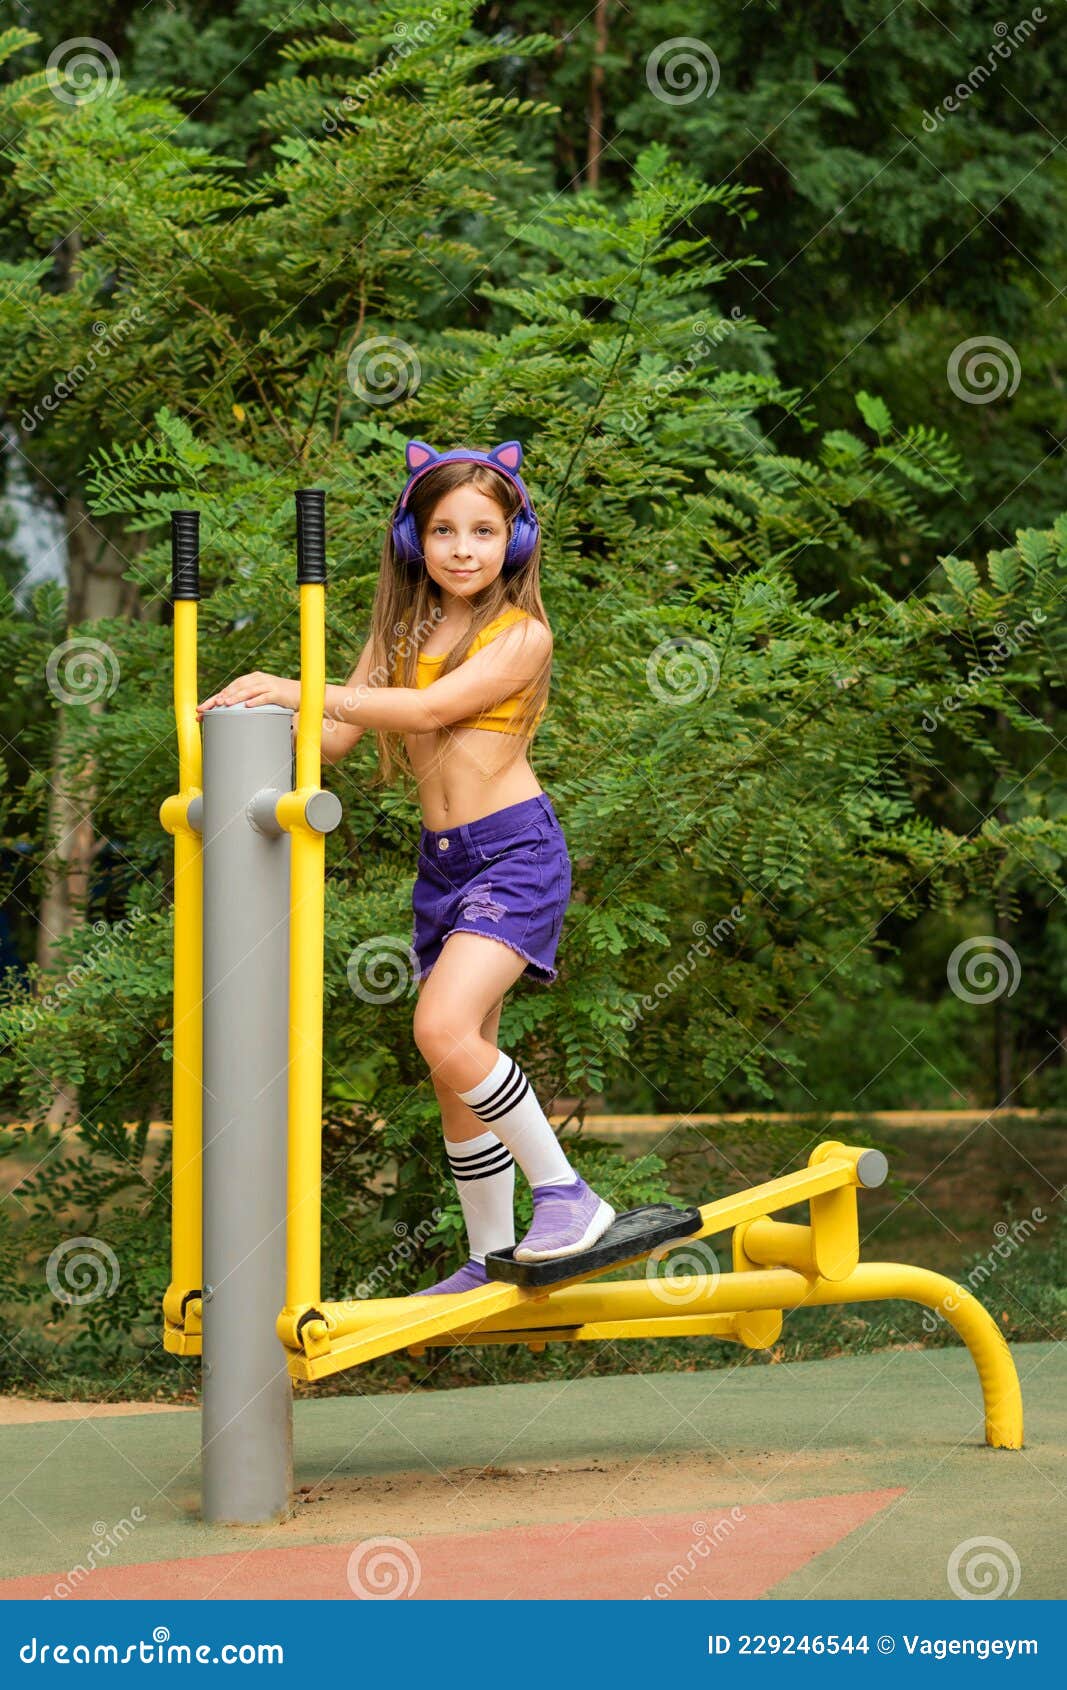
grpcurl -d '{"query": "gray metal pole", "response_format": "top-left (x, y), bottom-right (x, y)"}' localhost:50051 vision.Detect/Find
top-left (201, 702), bottom-right (293, 1524)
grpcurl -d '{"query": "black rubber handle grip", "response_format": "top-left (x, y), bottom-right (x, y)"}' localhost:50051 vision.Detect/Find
top-left (170, 510), bottom-right (200, 602)
top-left (295, 489), bottom-right (327, 585)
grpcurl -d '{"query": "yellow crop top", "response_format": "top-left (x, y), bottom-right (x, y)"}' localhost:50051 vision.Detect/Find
top-left (394, 606), bottom-right (547, 736)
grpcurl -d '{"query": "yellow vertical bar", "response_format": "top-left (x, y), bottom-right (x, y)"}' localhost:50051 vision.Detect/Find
top-left (286, 582), bottom-right (326, 1311)
top-left (167, 598), bottom-right (203, 1320)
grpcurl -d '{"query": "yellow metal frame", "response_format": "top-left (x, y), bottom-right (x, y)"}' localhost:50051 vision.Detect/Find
top-left (274, 1138), bottom-right (1023, 1450)
top-left (160, 598), bottom-right (203, 1354)
top-left (163, 516), bottom-right (1025, 1454)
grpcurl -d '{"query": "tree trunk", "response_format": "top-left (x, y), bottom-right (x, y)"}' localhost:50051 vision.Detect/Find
top-left (36, 495), bottom-right (147, 1126)
top-left (586, 0), bottom-right (609, 188)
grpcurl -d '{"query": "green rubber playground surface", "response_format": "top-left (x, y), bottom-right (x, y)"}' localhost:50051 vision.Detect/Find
top-left (0, 1342), bottom-right (1061, 1601)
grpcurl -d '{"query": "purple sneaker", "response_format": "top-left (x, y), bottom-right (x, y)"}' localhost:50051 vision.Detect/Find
top-left (415, 1258), bottom-right (490, 1296)
top-left (514, 1175), bottom-right (615, 1262)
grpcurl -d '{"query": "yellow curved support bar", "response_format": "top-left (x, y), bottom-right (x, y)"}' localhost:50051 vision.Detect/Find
top-left (290, 1262), bottom-right (1022, 1447)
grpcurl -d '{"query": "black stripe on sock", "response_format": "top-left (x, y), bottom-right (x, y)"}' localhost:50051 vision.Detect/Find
top-left (469, 1059), bottom-right (529, 1123)
top-left (449, 1142), bottom-right (513, 1172)
top-left (448, 1145), bottom-right (514, 1175)
top-left (449, 1158), bottom-right (516, 1183)
top-left (470, 1054), bottom-right (530, 1122)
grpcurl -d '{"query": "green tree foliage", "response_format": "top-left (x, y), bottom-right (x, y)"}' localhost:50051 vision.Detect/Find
top-left (0, 4), bottom-right (1063, 1382)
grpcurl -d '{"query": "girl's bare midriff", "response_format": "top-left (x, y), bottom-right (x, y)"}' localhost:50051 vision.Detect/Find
top-left (406, 724), bottom-right (543, 829)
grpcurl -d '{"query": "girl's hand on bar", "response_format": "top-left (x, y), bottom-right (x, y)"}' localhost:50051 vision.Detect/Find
top-left (196, 673), bottom-right (300, 720)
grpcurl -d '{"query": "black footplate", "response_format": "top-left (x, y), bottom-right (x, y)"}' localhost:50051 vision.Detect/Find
top-left (484, 1203), bottom-right (704, 1288)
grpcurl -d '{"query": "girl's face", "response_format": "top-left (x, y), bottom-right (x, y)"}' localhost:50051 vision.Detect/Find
top-left (420, 483), bottom-right (509, 611)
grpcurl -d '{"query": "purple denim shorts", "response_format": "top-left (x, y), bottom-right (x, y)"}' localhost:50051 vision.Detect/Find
top-left (411, 793), bottom-right (572, 985)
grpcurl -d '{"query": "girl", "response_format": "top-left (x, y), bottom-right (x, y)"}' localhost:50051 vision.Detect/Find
top-left (197, 438), bottom-right (615, 1292)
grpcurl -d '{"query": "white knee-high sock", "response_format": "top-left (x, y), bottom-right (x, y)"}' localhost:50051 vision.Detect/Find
top-left (444, 1129), bottom-right (516, 1263)
top-left (456, 1050), bottom-right (577, 1190)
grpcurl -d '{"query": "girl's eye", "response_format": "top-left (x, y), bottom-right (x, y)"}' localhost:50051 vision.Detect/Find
top-left (432, 524), bottom-right (495, 535)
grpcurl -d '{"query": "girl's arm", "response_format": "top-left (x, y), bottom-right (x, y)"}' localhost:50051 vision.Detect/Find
top-left (323, 620), bottom-right (552, 734)
top-left (293, 638), bottom-right (374, 765)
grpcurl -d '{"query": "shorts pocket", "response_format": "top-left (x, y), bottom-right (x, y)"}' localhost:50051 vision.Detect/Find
top-left (475, 823), bottom-right (549, 866)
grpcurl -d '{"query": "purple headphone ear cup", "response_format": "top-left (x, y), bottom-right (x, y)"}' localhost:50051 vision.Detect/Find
top-left (391, 507), bottom-right (422, 565)
top-left (503, 509), bottom-right (540, 573)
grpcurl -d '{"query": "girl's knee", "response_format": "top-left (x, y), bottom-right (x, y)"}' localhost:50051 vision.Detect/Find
top-left (413, 1001), bottom-right (475, 1063)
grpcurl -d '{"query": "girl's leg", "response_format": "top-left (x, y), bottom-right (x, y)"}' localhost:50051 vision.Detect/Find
top-left (413, 933), bottom-right (614, 1263)
top-left (416, 974), bottom-right (515, 1289)
top-left (414, 932), bottom-right (575, 1186)
top-left (425, 988), bottom-right (505, 1144)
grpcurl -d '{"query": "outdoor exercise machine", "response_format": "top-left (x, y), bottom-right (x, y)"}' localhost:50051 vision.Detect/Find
top-left (159, 493), bottom-right (1024, 1526)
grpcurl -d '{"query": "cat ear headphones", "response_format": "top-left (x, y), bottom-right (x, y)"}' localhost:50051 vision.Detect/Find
top-left (391, 439), bottom-right (540, 577)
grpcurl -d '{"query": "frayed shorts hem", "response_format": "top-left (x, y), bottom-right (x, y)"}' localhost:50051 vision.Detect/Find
top-left (417, 928), bottom-right (558, 986)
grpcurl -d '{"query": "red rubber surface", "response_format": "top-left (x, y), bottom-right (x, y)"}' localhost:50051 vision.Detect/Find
top-left (0, 1489), bottom-right (903, 1601)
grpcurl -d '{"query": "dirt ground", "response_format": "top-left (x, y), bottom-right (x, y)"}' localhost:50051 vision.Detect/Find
top-left (0, 1397), bottom-right (194, 1424)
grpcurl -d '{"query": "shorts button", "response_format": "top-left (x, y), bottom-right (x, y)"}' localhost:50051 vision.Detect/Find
top-left (439, 837), bottom-right (450, 850)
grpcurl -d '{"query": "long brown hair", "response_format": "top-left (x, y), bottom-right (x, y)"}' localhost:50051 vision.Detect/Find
top-left (363, 453), bottom-right (553, 791)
